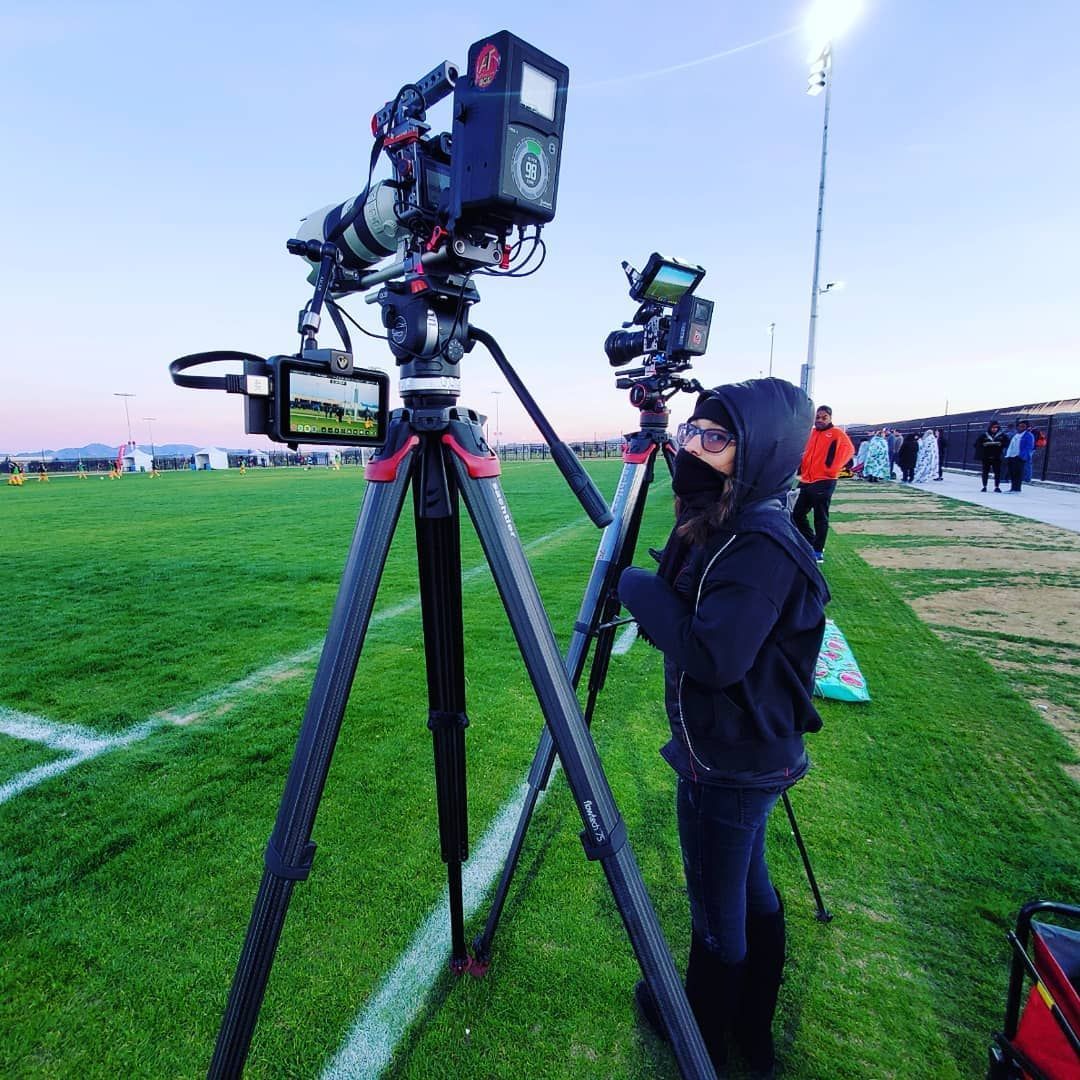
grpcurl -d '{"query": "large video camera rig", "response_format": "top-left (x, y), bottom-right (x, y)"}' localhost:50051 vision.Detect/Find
top-left (170, 30), bottom-right (569, 451)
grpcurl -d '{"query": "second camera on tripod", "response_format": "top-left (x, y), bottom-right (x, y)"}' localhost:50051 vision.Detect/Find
top-left (604, 252), bottom-right (715, 370)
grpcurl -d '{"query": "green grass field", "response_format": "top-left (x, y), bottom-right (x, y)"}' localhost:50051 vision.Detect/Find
top-left (1, 464), bottom-right (1077, 1078)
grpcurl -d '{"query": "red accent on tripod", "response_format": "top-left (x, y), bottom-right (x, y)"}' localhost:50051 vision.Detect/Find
top-left (622, 443), bottom-right (656, 465)
top-left (442, 434), bottom-right (501, 478)
top-left (364, 436), bottom-right (419, 481)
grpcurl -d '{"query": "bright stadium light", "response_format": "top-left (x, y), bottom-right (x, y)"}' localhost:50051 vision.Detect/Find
top-left (805, 0), bottom-right (862, 59)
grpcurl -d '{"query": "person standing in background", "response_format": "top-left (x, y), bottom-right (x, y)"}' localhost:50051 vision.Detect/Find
top-left (1004, 420), bottom-right (1035, 492)
top-left (935, 429), bottom-right (949, 480)
top-left (913, 429), bottom-right (939, 483)
top-left (863, 431), bottom-right (891, 483)
top-left (974, 420), bottom-right (1006, 492)
top-left (792, 406), bottom-right (855, 562)
top-left (897, 432), bottom-right (919, 482)
top-left (888, 430), bottom-right (903, 479)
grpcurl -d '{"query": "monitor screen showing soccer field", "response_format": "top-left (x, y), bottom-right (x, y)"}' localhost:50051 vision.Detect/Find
top-left (642, 264), bottom-right (701, 305)
top-left (286, 369), bottom-right (386, 443)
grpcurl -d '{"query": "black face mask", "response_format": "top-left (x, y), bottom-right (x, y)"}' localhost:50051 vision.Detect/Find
top-left (672, 448), bottom-right (729, 503)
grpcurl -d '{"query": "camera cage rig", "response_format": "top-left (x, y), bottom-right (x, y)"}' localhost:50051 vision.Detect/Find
top-left (170, 30), bottom-right (571, 452)
top-left (603, 253), bottom-right (716, 419)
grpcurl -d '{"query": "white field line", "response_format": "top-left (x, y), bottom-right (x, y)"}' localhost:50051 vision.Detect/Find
top-left (322, 776), bottom-right (553, 1079)
top-left (0, 711), bottom-right (160, 805)
top-left (611, 621), bottom-right (639, 655)
top-left (0, 521), bottom-right (585, 807)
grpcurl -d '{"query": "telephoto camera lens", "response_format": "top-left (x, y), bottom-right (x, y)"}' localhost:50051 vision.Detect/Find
top-left (604, 329), bottom-right (645, 367)
top-left (296, 181), bottom-right (404, 274)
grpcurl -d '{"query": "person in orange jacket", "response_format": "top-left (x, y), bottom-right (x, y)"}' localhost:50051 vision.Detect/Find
top-left (792, 405), bottom-right (854, 562)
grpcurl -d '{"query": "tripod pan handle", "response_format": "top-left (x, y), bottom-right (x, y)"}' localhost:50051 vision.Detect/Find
top-left (551, 442), bottom-right (613, 528)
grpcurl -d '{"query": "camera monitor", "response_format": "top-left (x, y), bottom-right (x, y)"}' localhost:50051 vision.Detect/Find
top-left (276, 360), bottom-right (389, 447)
top-left (630, 253), bottom-right (706, 307)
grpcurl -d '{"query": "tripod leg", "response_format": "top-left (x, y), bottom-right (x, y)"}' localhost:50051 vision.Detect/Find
top-left (208, 426), bottom-right (417, 1079)
top-left (446, 426), bottom-right (715, 1080)
top-left (414, 438), bottom-right (472, 972)
top-left (781, 790), bottom-right (833, 922)
top-left (473, 452), bottom-right (656, 964)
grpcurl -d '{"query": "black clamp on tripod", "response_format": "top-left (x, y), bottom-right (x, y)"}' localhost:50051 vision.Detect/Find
top-left (206, 264), bottom-right (719, 1080)
top-left (472, 365), bottom-right (833, 972)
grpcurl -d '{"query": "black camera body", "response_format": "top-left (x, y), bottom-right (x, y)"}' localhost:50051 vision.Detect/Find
top-left (605, 253), bottom-right (714, 371)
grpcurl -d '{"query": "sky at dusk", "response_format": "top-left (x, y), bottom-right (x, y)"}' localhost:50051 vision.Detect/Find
top-left (2, 1), bottom-right (1078, 454)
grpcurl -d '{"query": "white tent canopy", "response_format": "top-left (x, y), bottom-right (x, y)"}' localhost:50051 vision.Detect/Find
top-left (194, 447), bottom-right (229, 470)
top-left (122, 448), bottom-right (153, 472)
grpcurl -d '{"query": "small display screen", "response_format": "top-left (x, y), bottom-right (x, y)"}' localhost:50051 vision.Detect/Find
top-left (520, 63), bottom-right (557, 120)
top-left (287, 370), bottom-right (384, 441)
top-left (424, 161), bottom-right (451, 208)
top-left (643, 264), bottom-right (701, 304)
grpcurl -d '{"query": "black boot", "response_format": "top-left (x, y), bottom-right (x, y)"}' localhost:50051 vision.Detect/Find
top-left (737, 891), bottom-right (786, 1079)
top-left (685, 930), bottom-right (745, 1075)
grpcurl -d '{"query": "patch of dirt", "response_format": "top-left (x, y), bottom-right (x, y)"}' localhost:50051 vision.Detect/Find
top-left (1031, 700), bottom-right (1080, 742)
top-left (832, 491), bottom-right (929, 503)
top-left (831, 502), bottom-right (953, 516)
top-left (860, 546), bottom-right (1080, 574)
top-left (838, 518), bottom-right (1020, 539)
top-left (913, 586), bottom-right (1080, 646)
top-left (996, 658), bottom-right (1080, 679)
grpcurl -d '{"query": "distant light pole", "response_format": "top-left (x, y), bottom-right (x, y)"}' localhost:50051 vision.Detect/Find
top-left (114, 392), bottom-right (136, 446)
top-left (801, 0), bottom-right (862, 401)
top-left (491, 391), bottom-right (502, 452)
top-left (767, 322), bottom-right (776, 377)
top-left (143, 417), bottom-right (157, 465)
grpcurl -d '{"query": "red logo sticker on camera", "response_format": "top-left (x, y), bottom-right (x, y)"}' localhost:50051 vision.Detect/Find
top-left (475, 43), bottom-right (500, 88)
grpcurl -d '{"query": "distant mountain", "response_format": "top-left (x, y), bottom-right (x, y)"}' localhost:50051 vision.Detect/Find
top-left (9, 443), bottom-right (200, 460)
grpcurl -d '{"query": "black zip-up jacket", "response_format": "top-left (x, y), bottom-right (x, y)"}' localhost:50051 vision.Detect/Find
top-left (974, 430), bottom-right (1006, 461)
top-left (619, 379), bottom-right (830, 783)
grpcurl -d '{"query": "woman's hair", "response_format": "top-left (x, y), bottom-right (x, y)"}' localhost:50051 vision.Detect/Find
top-left (674, 481), bottom-right (738, 545)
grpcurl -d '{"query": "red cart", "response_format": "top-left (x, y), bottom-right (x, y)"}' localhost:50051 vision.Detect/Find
top-left (989, 901), bottom-right (1080, 1080)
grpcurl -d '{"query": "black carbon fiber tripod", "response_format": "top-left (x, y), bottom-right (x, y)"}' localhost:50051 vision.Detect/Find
top-left (204, 267), bottom-right (718, 1079)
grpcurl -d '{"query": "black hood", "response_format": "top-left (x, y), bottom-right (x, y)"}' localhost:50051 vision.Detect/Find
top-left (698, 378), bottom-right (814, 507)
top-left (694, 378), bottom-right (827, 598)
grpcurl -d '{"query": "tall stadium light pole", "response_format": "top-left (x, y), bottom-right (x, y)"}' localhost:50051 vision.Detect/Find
top-left (768, 322), bottom-right (776, 377)
top-left (114, 392), bottom-right (136, 446)
top-left (801, 0), bottom-right (862, 400)
top-left (801, 44), bottom-right (832, 402)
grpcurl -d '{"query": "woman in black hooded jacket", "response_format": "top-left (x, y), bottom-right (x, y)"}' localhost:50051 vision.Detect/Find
top-left (619, 378), bottom-right (828, 1077)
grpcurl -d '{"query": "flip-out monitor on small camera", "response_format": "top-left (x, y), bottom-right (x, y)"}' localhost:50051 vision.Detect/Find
top-left (630, 253), bottom-right (706, 307)
top-left (277, 359), bottom-right (390, 447)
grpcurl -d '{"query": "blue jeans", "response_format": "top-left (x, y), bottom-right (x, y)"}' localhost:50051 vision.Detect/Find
top-left (676, 777), bottom-right (786, 963)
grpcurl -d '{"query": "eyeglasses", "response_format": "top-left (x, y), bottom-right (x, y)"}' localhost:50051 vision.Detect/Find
top-left (676, 422), bottom-right (736, 454)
